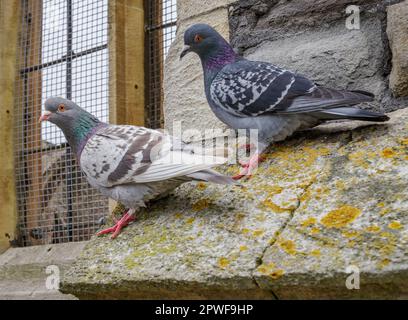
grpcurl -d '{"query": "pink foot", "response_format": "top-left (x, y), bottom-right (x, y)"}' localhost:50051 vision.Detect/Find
top-left (96, 210), bottom-right (136, 239)
top-left (233, 154), bottom-right (264, 180)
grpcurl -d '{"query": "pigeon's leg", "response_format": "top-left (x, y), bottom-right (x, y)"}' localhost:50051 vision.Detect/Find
top-left (233, 154), bottom-right (265, 180)
top-left (96, 208), bottom-right (136, 239)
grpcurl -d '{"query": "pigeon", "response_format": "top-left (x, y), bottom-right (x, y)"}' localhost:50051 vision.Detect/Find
top-left (39, 97), bottom-right (235, 238)
top-left (180, 24), bottom-right (389, 179)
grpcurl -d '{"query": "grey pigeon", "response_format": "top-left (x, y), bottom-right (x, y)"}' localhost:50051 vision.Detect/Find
top-left (40, 97), bottom-right (235, 238)
top-left (180, 24), bottom-right (389, 179)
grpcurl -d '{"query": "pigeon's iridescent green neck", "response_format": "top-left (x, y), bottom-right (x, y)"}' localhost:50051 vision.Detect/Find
top-left (62, 113), bottom-right (105, 158)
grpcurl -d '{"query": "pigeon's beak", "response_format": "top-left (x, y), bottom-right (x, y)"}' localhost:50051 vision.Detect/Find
top-left (38, 110), bottom-right (52, 123)
top-left (180, 45), bottom-right (191, 60)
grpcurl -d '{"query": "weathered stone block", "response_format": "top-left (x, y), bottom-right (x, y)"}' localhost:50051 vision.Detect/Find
top-left (387, 1), bottom-right (408, 97)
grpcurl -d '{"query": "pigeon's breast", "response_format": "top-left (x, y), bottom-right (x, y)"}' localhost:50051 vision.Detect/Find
top-left (79, 125), bottom-right (145, 188)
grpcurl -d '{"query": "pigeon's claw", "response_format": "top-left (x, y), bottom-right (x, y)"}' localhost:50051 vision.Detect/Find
top-left (233, 154), bottom-right (264, 180)
top-left (96, 209), bottom-right (136, 239)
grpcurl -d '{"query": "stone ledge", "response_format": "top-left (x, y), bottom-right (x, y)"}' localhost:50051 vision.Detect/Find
top-left (0, 242), bottom-right (87, 299)
top-left (61, 108), bottom-right (407, 299)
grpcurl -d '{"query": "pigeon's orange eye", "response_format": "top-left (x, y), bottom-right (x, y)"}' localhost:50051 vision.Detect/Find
top-left (58, 104), bottom-right (66, 112)
top-left (194, 34), bottom-right (203, 43)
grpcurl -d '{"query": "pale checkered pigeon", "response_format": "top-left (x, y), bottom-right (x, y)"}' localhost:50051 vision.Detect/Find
top-left (40, 97), bottom-right (234, 238)
top-left (180, 24), bottom-right (389, 179)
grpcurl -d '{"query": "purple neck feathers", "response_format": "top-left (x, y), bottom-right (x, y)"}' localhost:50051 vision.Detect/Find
top-left (203, 42), bottom-right (238, 71)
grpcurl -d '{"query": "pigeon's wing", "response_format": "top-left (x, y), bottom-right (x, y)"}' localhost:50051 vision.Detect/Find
top-left (210, 60), bottom-right (372, 117)
top-left (80, 125), bottom-right (225, 187)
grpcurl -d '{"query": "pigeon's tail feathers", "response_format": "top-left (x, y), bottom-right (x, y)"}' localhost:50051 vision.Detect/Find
top-left (314, 107), bottom-right (390, 122)
top-left (281, 86), bottom-right (375, 114)
top-left (187, 169), bottom-right (237, 185)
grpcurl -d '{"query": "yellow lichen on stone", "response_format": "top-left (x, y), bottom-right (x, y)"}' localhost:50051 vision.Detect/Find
top-left (261, 199), bottom-right (291, 213)
top-left (321, 205), bottom-right (362, 228)
top-left (196, 182), bottom-right (207, 191)
top-left (380, 208), bottom-right (391, 216)
top-left (348, 151), bottom-right (369, 168)
top-left (278, 239), bottom-right (297, 255)
top-left (218, 257), bottom-right (230, 269)
top-left (192, 198), bottom-right (210, 211)
top-left (301, 217), bottom-right (317, 227)
top-left (310, 249), bottom-right (321, 257)
top-left (257, 262), bottom-right (285, 280)
top-left (335, 180), bottom-right (345, 190)
top-left (239, 245), bottom-right (248, 251)
top-left (342, 230), bottom-right (360, 238)
top-left (252, 229), bottom-right (265, 237)
top-left (186, 217), bottom-right (195, 224)
top-left (381, 147), bottom-right (397, 158)
top-left (377, 258), bottom-right (390, 269)
top-left (174, 213), bottom-right (183, 219)
top-left (365, 225), bottom-right (381, 233)
top-left (310, 227), bottom-right (321, 235)
top-left (388, 220), bottom-right (402, 230)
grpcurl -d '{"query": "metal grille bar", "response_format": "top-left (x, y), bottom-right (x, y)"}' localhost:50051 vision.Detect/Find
top-left (145, 0), bottom-right (177, 129)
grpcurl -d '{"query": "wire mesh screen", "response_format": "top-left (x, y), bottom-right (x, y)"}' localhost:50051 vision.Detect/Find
top-left (145, 0), bottom-right (177, 129)
top-left (14, 0), bottom-right (109, 246)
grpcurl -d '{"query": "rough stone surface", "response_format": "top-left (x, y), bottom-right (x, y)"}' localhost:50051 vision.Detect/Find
top-left (0, 242), bottom-right (86, 299)
top-left (61, 108), bottom-right (408, 299)
top-left (387, 1), bottom-right (408, 97)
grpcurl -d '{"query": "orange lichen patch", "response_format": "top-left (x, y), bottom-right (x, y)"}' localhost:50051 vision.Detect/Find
top-left (388, 220), bottom-right (403, 230)
top-left (252, 229), bottom-right (265, 237)
top-left (381, 147), bottom-right (397, 158)
top-left (400, 138), bottom-right (408, 145)
top-left (185, 217), bottom-right (195, 224)
top-left (310, 249), bottom-right (321, 257)
top-left (321, 205), bottom-right (362, 229)
top-left (261, 199), bottom-right (291, 213)
top-left (279, 239), bottom-right (297, 255)
top-left (365, 225), bottom-right (381, 233)
top-left (239, 245), bottom-right (248, 252)
top-left (218, 257), bottom-right (230, 269)
top-left (196, 182), bottom-right (207, 191)
top-left (192, 198), bottom-right (210, 211)
top-left (301, 217), bottom-right (317, 227)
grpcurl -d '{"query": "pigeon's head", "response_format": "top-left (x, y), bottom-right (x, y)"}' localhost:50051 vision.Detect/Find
top-left (180, 24), bottom-right (226, 60)
top-left (39, 97), bottom-right (85, 127)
